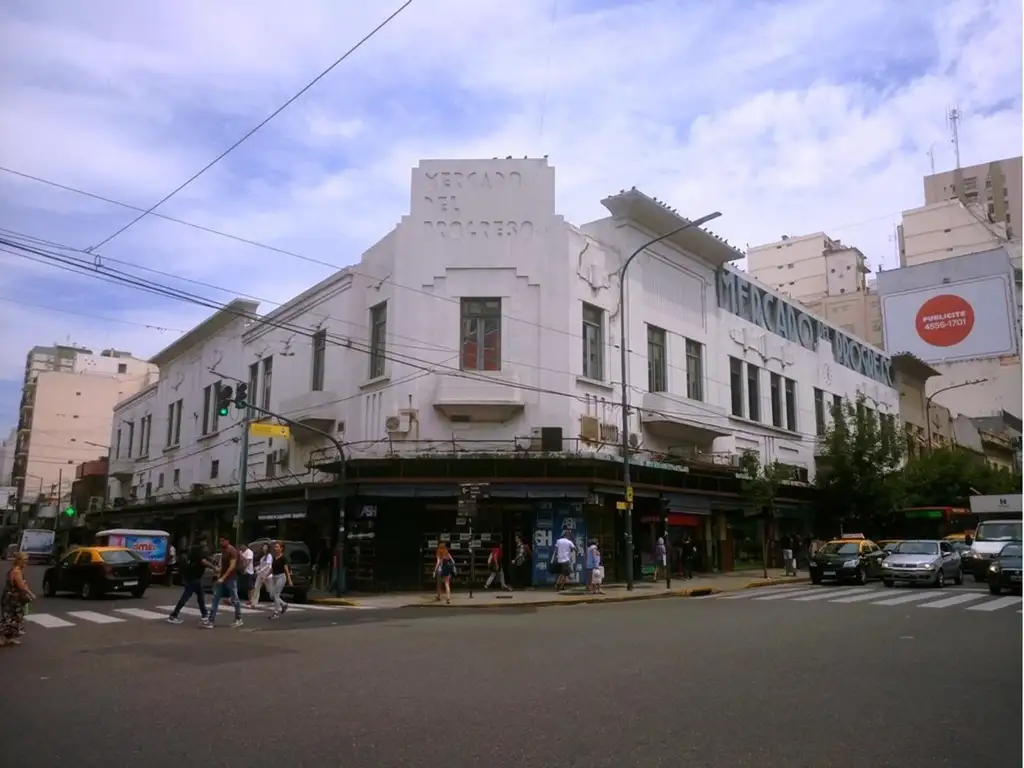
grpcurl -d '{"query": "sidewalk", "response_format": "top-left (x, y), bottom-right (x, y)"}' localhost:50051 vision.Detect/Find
top-left (310, 568), bottom-right (810, 609)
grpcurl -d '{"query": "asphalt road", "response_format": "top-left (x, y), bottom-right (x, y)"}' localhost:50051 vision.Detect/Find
top-left (2, 581), bottom-right (1019, 768)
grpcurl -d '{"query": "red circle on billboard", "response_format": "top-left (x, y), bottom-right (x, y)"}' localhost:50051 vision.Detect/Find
top-left (914, 294), bottom-right (975, 347)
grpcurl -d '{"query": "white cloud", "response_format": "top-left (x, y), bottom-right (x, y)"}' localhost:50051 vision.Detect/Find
top-left (0, 0), bottom-right (1021, 429)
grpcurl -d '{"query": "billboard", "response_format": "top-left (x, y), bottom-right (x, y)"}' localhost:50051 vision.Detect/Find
top-left (880, 275), bottom-right (1019, 364)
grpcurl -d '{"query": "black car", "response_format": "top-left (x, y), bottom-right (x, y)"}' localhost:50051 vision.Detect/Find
top-left (42, 546), bottom-right (151, 599)
top-left (808, 539), bottom-right (886, 585)
top-left (986, 543), bottom-right (1023, 595)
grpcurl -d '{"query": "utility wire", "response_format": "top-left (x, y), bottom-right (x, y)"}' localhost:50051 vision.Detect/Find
top-left (86, 0), bottom-right (415, 252)
top-left (0, 293), bottom-right (185, 332)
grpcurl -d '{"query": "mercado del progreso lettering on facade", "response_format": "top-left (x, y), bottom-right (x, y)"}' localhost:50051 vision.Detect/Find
top-left (717, 269), bottom-right (894, 388)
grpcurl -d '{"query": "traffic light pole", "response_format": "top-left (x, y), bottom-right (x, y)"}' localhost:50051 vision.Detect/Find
top-left (234, 405), bottom-right (250, 545)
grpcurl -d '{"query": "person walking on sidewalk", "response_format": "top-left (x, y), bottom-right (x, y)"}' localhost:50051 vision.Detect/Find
top-left (434, 542), bottom-right (455, 604)
top-left (585, 539), bottom-right (605, 594)
top-left (237, 542), bottom-right (254, 604)
top-left (205, 536), bottom-right (243, 629)
top-left (166, 536), bottom-right (211, 624)
top-left (513, 534), bottom-right (532, 588)
top-left (484, 543), bottom-right (512, 591)
top-left (682, 536), bottom-right (695, 580)
top-left (553, 530), bottom-right (576, 591)
top-left (268, 541), bottom-right (293, 619)
top-left (250, 543), bottom-right (272, 608)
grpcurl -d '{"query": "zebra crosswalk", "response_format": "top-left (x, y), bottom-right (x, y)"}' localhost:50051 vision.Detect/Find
top-left (23, 600), bottom-right (369, 630)
top-left (703, 584), bottom-right (1023, 614)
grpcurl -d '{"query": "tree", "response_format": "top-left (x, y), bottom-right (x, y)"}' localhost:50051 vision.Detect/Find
top-left (816, 393), bottom-right (905, 535)
top-left (903, 447), bottom-right (1022, 508)
top-left (738, 450), bottom-right (793, 578)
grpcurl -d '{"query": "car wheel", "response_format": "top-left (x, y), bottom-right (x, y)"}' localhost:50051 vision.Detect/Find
top-left (43, 578), bottom-right (56, 597)
top-left (80, 582), bottom-right (93, 600)
top-left (810, 574), bottom-right (822, 585)
top-left (882, 579), bottom-right (894, 588)
top-left (935, 570), bottom-right (945, 589)
top-left (953, 569), bottom-right (963, 586)
top-left (989, 582), bottom-right (1001, 595)
top-left (856, 568), bottom-right (868, 586)
top-left (131, 588), bottom-right (146, 599)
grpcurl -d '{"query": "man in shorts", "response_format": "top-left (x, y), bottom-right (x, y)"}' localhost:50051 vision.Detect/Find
top-left (553, 530), bottom-right (577, 591)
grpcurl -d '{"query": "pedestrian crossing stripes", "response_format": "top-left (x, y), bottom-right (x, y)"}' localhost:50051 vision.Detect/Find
top-left (704, 585), bottom-right (1022, 614)
top-left (23, 601), bottom-right (367, 629)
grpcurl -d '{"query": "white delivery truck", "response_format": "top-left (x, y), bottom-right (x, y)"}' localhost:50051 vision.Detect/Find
top-left (965, 519), bottom-right (1023, 582)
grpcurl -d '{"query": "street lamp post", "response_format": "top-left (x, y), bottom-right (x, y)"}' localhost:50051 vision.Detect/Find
top-left (618, 211), bottom-right (722, 590)
top-left (925, 378), bottom-right (989, 450)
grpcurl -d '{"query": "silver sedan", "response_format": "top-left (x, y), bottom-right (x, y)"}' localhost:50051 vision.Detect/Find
top-left (881, 540), bottom-right (964, 588)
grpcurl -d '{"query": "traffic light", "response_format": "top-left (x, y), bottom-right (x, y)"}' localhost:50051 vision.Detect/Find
top-left (63, 506), bottom-right (76, 518)
top-left (217, 384), bottom-right (234, 417)
top-left (235, 382), bottom-right (248, 410)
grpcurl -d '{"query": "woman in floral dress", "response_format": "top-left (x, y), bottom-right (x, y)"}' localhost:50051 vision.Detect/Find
top-left (1, 551), bottom-right (35, 646)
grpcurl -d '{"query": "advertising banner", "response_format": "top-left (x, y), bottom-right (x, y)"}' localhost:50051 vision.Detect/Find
top-left (107, 534), bottom-right (168, 564)
top-left (19, 529), bottom-right (55, 556)
top-left (531, 502), bottom-right (587, 586)
top-left (880, 275), bottom-right (1018, 364)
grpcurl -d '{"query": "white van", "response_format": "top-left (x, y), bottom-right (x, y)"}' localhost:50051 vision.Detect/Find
top-left (965, 519), bottom-right (1023, 582)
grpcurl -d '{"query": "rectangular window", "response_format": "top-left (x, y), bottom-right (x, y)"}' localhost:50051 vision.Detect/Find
top-left (369, 302), bottom-right (387, 379)
top-left (646, 325), bottom-right (667, 392)
top-left (115, 428), bottom-right (122, 459)
top-left (784, 377), bottom-right (797, 432)
top-left (582, 303), bottom-right (604, 380)
top-left (210, 459), bottom-right (219, 479)
top-left (137, 418), bottom-right (145, 458)
top-left (202, 385), bottom-right (212, 435)
top-left (165, 403), bottom-right (175, 447)
top-left (769, 373), bottom-right (783, 428)
top-left (261, 357), bottom-right (273, 410)
top-left (173, 399), bottom-right (182, 445)
top-left (248, 362), bottom-right (259, 409)
top-left (173, 468), bottom-right (180, 486)
top-left (746, 363), bottom-right (761, 422)
top-left (311, 329), bottom-right (327, 391)
top-left (832, 394), bottom-right (843, 423)
top-left (211, 382), bottom-right (221, 433)
top-left (814, 388), bottom-right (826, 436)
top-left (126, 421), bottom-right (135, 457)
top-left (685, 339), bottom-right (704, 401)
top-left (729, 357), bottom-right (744, 417)
top-left (144, 415), bottom-right (152, 456)
top-left (460, 298), bottom-right (502, 371)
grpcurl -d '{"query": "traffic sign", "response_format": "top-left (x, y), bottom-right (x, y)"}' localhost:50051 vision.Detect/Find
top-left (625, 486), bottom-right (634, 503)
top-left (250, 422), bottom-right (291, 439)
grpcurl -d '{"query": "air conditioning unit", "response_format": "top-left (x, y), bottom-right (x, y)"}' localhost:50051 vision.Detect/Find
top-left (385, 412), bottom-right (412, 434)
top-left (579, 415), bottom-right (600, 442)
top-left (88, 496), bottom-right (103, 513)
top-left (628, 433), bottom-right (641, 449)
top-left (599, 423), bottom-right (620, 443)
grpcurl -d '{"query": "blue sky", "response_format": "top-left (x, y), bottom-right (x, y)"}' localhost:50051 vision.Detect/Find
top-left (0, 0), bottom-right (1021, 433)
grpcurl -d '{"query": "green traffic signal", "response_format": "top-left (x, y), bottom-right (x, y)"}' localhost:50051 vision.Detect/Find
top-left (64, 506), bottom-right (76, 517)
top-left (218, 405), bottom-right (230, 417)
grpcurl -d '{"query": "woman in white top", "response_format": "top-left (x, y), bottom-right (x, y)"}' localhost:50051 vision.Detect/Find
top-left (249, 543), bottom-right (273, 608)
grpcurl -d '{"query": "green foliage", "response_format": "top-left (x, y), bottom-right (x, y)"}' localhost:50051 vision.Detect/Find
top-left (902, 447), bottom-right (1022, 508)
top-left (816, 393), bottom-right (905, 531)
top-left (738, 451), bottom-right (793, 515)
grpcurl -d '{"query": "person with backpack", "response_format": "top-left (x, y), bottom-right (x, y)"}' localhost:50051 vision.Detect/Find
top-left (484, 544), bottom-right (512, 591)
top-left (513, 534), bottom-right (532, 588)
top-left (166, 537), bottom-right (211, 625)
top-left (205, 536), bottom-right (244, 629)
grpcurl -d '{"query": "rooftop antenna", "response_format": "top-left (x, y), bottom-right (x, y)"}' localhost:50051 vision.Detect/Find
top-left (946, 106), bottom-right (962, 170)
top-left (926, 143), bottom-right (936, 175)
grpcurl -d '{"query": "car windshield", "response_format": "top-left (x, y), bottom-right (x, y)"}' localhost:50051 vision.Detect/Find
top-left (999, 544), bottom-right (1023, 558)
top-left (101, 550), bottom-right (139, 565)
top-left (820, 542), bottom-right (860, 555)
top-left (975, 522), bottom-right (1023, 543)
top-left (883, 542), bottom-right (900, 552)
top-left (893, 542), bottom-right (938, 555)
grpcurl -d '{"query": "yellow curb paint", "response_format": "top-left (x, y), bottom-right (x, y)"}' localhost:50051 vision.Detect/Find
top-left (308, 599), bottom-right (361, 607)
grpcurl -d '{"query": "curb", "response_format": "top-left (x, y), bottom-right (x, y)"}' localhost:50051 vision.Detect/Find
top-left (742, 577), bottom-right (811, 589)
top-left (308, 597), bottom-right (363, 607)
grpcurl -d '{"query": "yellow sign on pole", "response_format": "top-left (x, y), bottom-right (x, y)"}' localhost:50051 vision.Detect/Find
top-left (616, 501), bottom-right (628, 511)
top-left (625, 486), bottom-right (634, 503)
top-left (250, 422), bottom-right (291, 439)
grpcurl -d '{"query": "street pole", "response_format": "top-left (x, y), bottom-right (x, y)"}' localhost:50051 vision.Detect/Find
top-left (924, 378), bottom-right (988, 451)
top-left (234, 406), bottom-right (250, 545)
top-left (618, 211), bottom-right (722, 590)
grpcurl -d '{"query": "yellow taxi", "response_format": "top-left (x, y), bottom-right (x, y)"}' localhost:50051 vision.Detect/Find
top-left (808, 533), bottom-right (887, 585)
top-left (42, 546), bottom-right (151, 599)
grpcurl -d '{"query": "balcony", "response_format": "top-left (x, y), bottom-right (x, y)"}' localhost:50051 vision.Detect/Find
top-left (279, 390), bottom-right (340, 438)
top-left (433, 371), bottom-right (525, 423)
top-left (640, 392), bottom-right (731, 449)
top-left (107, 456), bottom-right (134, 480)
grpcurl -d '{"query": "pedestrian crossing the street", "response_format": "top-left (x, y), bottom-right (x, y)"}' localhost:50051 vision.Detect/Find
top-left (23, 600), bottom-right (369, 630)
top-left (704, 584), bottom-right (1022, 614)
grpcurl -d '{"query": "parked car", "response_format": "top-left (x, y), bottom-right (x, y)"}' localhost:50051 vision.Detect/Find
top-left (42, 546), bottom-right (151, 599)
top-left (880, 540), bottom-right (963, 588)
top-left (986, 543), bottom-right (1023, 595)
top-left (808, 534), bottom-right (886, 585)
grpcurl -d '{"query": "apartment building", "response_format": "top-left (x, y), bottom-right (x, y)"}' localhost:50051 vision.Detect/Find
top-left (898, 199), bottom-right (1011, 269)
top-left (104, 158), bottom-right (915, 588)
top-left (0, 426), bottom-right (15, 486)
top-left (11, 345), bottom-right (155, 510)
top-left (923, 156), bottom-right (1022, 243)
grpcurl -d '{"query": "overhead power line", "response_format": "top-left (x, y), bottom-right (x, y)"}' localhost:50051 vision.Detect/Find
top-left (87, 0), bottom-right (416, 252)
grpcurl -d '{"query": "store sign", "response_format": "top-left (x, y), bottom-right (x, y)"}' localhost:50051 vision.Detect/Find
top-left (717, 269), bottom-right (894, 388)
top-left (257, 511), bottom-right (306, 521)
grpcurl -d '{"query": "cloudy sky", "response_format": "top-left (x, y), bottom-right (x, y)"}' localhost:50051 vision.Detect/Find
top-left (0, 0), bottom-right (1021, 433)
